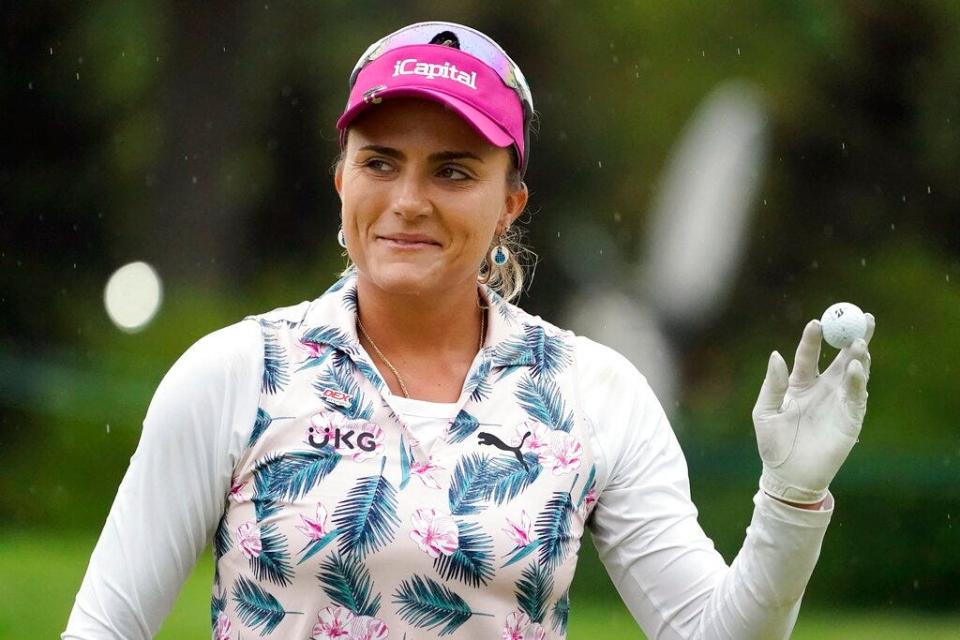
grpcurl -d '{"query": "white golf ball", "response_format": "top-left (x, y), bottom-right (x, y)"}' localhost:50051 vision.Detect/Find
top-left (820, 302), bottom-right (867, 349)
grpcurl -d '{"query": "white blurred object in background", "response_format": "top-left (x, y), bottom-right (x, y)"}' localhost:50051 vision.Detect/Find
top-left (564, 80), bottom-right (769, 415)
top-left (104, 261), bottom-right (164, 333)
top-left (642, 80), bottom-right (769, 331)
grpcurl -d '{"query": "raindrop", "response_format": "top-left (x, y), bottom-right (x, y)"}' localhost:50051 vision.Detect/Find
top-left (890, 223), bottom-right (896, 230)
top-left (927, 185), bottom-right (932, 194)
top-left (901, 195), bottom-right (906, 202)
top-left (49, 47), bottom-right (54, 55)
top-left (613, 211), bottom-right (622, 223)
top-left (811, 260), bottom-right (819, 270)
top-left (191, 175), bottom-right (198, 184)
top-left (701, 50), bottom-right (705, 57)
top-left (861, 258), bottom-right (866, 267)
top-left (27, 81), bottom-right (32, 90)
top-left (841, 142), bottom-right (846, 151)
top-left (763, 199), bottom-right (767, 205)
top-left (106, 423), bottom-right (111, 434)
top-left (737, 47), bottom-right (741, 56)
top-left (597, 160), bottom-right (603, 169)
top-left (75, 71), bottom-right (80, 80)
top-left (612, 55), bottom-right (619, 64)
top-left (947, 274), bottom-right (951, 282)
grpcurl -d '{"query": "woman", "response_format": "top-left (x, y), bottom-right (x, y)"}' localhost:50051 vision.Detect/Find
top-left (63, 21), bottom-right (874, 640)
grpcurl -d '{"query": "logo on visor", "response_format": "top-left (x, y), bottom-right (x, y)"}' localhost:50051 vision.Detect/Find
top-left (392, 58), bottom-right (478, 90)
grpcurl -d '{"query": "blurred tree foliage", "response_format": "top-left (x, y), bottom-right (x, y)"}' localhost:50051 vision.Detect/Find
top-left (2, 0), bottom-right (958, 611)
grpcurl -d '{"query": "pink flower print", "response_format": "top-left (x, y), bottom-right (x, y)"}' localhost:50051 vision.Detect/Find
top-left (213, 612), bottom-right (232, 640)
top-left (502, 610), bottom-right (532, 640)
top-left (348, 615), bottom-right (389, 640)
top-left (307, 412), bottom-right (345, 448)
top-left (410, 457), bottom-right (443, 489)
top-left (228, 476), bottom-right (247, 502)
top-left (501, 611), bottom-right (545, 640)
top-left (299, 337), bottom-right (328, 359)
top-left (503, 510), bottom-right (532, 550)
top-left (296, 503), bottom-right (329, 541)
top-left (539, 431), bottom-right (583, 475)
top-left (409, 508), bottom-right (459, 558)
top-left (581, 486), bottom-right (598, 516)
top-left (236, 521), bottom-right (262, 559)
top-left (351, 422), bottom-right (384, 462)
top-left (311, 605), bottom-right (354, 639)
top-left (516, 420), bottom-right (551, 454)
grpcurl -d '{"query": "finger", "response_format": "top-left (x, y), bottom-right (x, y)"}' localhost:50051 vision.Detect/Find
top-left (827, 336), bottom-right (870, 381)
top-left (863, 312), bottom-right (876, 345)
top-left (842, 358), bottom-right (868, 429)
top-left (753, 350), bottom-right (789, 415)
top-left (788, 319), bottom-right (822, 388)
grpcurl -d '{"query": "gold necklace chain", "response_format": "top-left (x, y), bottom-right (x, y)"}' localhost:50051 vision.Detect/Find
top-left (356, 308), bottom-right (485, 399)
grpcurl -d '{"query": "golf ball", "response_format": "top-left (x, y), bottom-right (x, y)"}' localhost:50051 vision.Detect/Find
top-left (820, 302), bottom-right (867, 348)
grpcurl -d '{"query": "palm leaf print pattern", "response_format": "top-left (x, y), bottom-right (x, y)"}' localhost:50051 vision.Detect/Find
top-left (523, 325), bottom-right (572, 379)
top-left (317, 552), bottom-right (382, 617)
top-left (210, 588), bottom-right (227, 628)
top-left (214, 512), bottom-right (232, 560)
top-left (535, 475), bottom-right (579, 571)
top-left (487, 453), bottom-right (541, 504)
top-left (249, 523), bottom-right (294, 587)
top-left (332, 457), bottom-right (400, 558)
top-left (334, 349), bottom-right (385, 392)
top-left (515, 374), bottom-right (574, 432)
top-left (393, 574), bottom-right (490, 636)
top-left (314, 358), bottom-right (373, 420)
top-left (247, 408), bottom-right (296, 448)
top-left (551, 591), bottom-right (570, 633)
top-left (464, 359), bottom-right (492, 402)
top-left (433, 520), bottom-right (495, 587)
top-left (252, 448), bottom-right (340, 522)
top-left (514, 561), bottom-right (553, 625)
top-left (231, 576), bottom-right (300, 636)
top-left (447, 453), bottom-right (498, 516)
top-left (261, 330), bottom-right (290, 395)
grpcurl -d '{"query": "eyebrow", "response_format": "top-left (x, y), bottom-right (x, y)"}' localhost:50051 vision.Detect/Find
top-left (357, 144), bottom-right (484, 164)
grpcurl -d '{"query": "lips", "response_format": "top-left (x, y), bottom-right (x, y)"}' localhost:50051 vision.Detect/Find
top-left (378, 233), bottom-right (442, 248)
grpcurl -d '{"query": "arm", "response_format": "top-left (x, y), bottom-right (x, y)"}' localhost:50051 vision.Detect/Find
top-left (61, 320), bottom-right (263, 639)
top-left (578, 323), bottom-right (871, 639)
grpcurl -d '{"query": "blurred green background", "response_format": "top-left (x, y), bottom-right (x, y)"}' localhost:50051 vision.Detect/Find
top-left (2, 0), bottom-right (958, 637)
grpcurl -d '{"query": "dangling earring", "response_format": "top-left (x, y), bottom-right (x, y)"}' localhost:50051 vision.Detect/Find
top-left (490, 242), bottom-right (509, 266)
top-left (337, 228), bottom-right (347, 248)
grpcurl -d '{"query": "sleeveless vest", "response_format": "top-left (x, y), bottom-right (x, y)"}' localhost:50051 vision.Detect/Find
top-left (211, 274), bottom-right (601, 640)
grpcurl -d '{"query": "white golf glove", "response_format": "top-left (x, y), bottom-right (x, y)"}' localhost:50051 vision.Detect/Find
top-left (752, 313), bottom-right (875, 505)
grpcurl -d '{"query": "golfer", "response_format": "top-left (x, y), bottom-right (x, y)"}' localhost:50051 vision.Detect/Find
top-left (63, 21), bottom-right (874, 640)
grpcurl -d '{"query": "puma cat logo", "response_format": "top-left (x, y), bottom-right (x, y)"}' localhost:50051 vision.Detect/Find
top-left (477, 431), bottom-right (531, 471)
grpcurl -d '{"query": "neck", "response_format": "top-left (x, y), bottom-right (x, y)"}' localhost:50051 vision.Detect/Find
top-left (354, 274), bottom-right (485, 357)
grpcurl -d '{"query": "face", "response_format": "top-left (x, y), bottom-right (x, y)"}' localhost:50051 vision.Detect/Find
top-left (335, 98), bottom-right (527, 299)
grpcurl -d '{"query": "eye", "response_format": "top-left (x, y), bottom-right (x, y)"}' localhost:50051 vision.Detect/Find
top-left (437, 165), bottom-right (471, 181)
top-left (362, 158), bottom-right (394, 173)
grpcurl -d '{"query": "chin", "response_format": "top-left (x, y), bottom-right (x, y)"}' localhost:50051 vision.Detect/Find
top-left (364, 264), bottom-right (445, 296)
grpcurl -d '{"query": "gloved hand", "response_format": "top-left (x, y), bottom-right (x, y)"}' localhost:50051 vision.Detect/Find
top-left (752, 313), bottom-right (875, 505)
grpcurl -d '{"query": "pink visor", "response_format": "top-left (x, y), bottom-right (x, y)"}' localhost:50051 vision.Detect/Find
top-left (336, 44), bottom-right (526, 171)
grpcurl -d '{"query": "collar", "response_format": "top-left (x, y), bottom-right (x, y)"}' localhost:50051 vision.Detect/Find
top-left (299, 271), bottom-right (556, 385)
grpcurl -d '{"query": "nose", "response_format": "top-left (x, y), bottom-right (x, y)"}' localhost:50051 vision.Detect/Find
top-left (392, 171), bottom-right (432, 221)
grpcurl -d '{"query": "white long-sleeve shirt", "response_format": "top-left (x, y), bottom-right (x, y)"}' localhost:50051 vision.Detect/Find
top-left (63, 305), bottom-right (832, 639)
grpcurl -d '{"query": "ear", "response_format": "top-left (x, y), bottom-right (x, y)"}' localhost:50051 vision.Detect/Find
top-left (498, 181), bottom-right (528, 231)
top-left (334, 163), bottom-right (343, 199)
